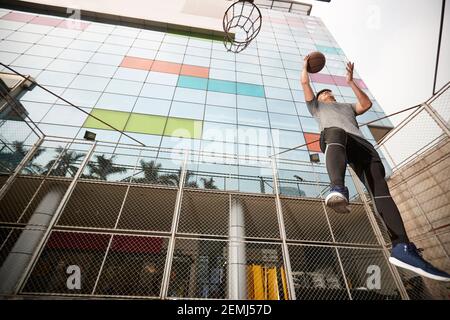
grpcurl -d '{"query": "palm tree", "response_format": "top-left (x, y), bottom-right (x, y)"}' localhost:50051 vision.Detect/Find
top-left (44, 146), bottom-right (85, 177)
top-left (161, 167), bottom-right (198, 188)
top-left (201, 177), bottom-right (218, 189)
top-left (86, 154), bottom-right (127, 181)
top-left (0, 141), bottom-right (44, 174)
top-left (133, 160), bottom-right (162, 184)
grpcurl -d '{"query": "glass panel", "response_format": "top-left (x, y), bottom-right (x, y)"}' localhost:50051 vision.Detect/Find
top-left (269, 113), bottom-right (301, 130)
top-left (10, 54), bottom-right (50, 71)
top-left (36, 70), bottom-right (76, 87)
top-left (206, 91), bottom-right (236, 108)
top-left (105, 79), bottom-right (142, 96)
top-left (127, 47), bottom-right (157, 59)
top-left (204, 105), bottom-right (236, 124)
top-left (69, 74), bottom-right (110, 91)
top-left (95, 93), bottom-right (137, 112)
top-left (202, 121), bottom-right (237, 143)
top-left (83, 109), bottom-right (130, 131)
top-left (182, 55), bottom-right (210, 67)
top-left (169, 101), bottom-right (205, 120)
top-left (237, 109), bottom-right (269, 127)
top-left (236, 72), bottom-right (263, 85)
top-left (56, 88), bottom-right (100, 108)
top-left (133, 97), bottom-right (171, 116)
top-left (114, 67), bottom-right (148, 82)
top-left (296, 102), bottom-right (313, 117)
top-left (47, 59), bottom-right (86, 73)
top-left (155, 51), bottom-right (184, 63)
top-left (261, 65), bottom-right (285, 77)
top-left (300, 117), bottom-right (320, 133)
top-left (19, 86), bottom-right (61, 105)
top-left (146, 71), bottom-right (178, 86)
top-left (236, 95), bottom-right (266, 111)
top-left (235, 62), bottom-right (260, 74)
top-left (125, 114), bottom-right (167, 135)
top-left (210, 58), bottom-right (235, 70)
top-left (97, 43), bottom-right (130, 55)
top-left (236, 82), bottom-right (265, 97)
top-left (140, 83), bottom-right (176, 100)
top-left (57, 48), bottom-right (93, 62)
top-left (209, 68), bottom-right (235, 81)
top-left (80, 63), bottom-right (117, 78)
top-left (208, 79), bottom-right (236, 94)
top-left (26, 43), bottom-right (63, 58)
top-left (267, 99), bottom-right (297, 115)
top-left (185, 46), bottom-right (210, 57)
top-left (177, 75), bottom-right (208, 90)
top-left (263, 75), bottom-right (289, 88)
top-left (41, 104), bottom-right (87, 126)
top-left (264, 86), bottom-right (292, 101)
top-left (272, 129), bottom-right (306, 149)
top-left (173, 87), bottom-right (206, 104)
top-left (237, 126), bottom-right (272, 146)
top-left (164, 118), bottom-right (203, 139)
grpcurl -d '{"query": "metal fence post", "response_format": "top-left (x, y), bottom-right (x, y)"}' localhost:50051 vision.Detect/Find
top-left (160, 150), bottom-right (189, 299)
top-left (0, 136), bottom-right (44, 202)
top-left (13, 141), bottom-right (97, 294)
top-left (348, 168), bottom-right (410, 300)
top-left (311, 163), bottom-right (353, 300)
top-left (90, 149), bottom-right (144, 295)
top-left (270, 157), bottom-right (296, 300)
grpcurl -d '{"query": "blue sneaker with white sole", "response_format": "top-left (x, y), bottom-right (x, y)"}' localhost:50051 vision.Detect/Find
top-left (389, 243), bottom-right (450, 282)
top-left (325, 185), bottom-right (350, 214)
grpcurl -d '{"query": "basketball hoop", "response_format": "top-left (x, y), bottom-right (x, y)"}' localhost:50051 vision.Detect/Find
top-left (223, 0), bottom-right (262, 53)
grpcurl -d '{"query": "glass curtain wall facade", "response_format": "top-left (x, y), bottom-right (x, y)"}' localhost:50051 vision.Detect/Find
top-left (0, 6), bottom-right (408, 300)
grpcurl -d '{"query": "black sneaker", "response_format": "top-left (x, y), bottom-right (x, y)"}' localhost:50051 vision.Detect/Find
top-left (389, 243), bottom-right (450, 282)
top-left (325, 185), bottom-right (350, 214)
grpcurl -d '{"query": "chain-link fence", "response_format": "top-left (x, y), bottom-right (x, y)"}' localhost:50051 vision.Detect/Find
top-left (0, 133), bottom-right (416, 300)
top-left (428, 81), bottom-right (450, 127)
top-left (378, 107), bottom-right (445, 170)
top-left (288, 244), bottom-right (349, 300)
top-left (376, 81), bottom-right (450, 300)
top-left (337, 247), bottom-right (402, 300)
top-left (0, 117), bottom-right (43, 176)
top-left (3, 88), bottom-right (448, 301)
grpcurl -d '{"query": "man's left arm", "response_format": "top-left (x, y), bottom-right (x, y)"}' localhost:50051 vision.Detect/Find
top-left (346, 62), bottom-right (372, 115)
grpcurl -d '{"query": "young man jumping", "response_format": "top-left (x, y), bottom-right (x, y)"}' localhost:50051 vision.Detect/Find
top-left (301, 55), bottom-right (450, 282)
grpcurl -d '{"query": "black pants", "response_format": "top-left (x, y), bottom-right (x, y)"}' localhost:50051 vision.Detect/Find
top-left (320, 127), bottom-right (409, 245)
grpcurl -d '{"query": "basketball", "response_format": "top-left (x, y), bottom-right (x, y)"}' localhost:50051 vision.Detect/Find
top-left (307, 51), bottom-right (326, 73)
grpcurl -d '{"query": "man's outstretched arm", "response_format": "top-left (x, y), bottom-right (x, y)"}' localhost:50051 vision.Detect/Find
top-left (346, 62), bottom-right (372, 115)
top-left (301, 55), bottom-right (315, 102)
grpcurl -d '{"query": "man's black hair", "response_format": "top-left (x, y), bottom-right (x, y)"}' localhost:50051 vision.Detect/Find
top-left (316, 88), bottom-right (332, 99)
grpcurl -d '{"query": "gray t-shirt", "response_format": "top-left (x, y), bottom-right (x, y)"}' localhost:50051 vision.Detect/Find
top-left (305, 97), bottom-right (364, 138)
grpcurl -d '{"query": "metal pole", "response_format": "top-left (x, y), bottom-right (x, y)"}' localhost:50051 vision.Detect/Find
top-left (13, 141), bottom-right (97, 294)
top-left (311, 162), bottom-right (353, 300)
top-left (0, 136), bottom-right (44, 202)
top-left (161, 150), bottom-right (189, 299)
top-left (259, 176), bottom-right (265, 193)
top-left (90, 149), bottom-right (144, 295)
top-left (270, 158), bottom-right (296, 300)
top-left (91, 235), bottom-right (114, 295)
top-left (433, 0), bottom-right (446, 95)
top-left (228, 195), bottom-right (247, 299)
top-left (348, 168), bottom-right (410, 300)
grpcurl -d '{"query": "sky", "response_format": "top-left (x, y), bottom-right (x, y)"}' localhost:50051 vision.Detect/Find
top-left (295, 0), bottom-right (449, 124)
